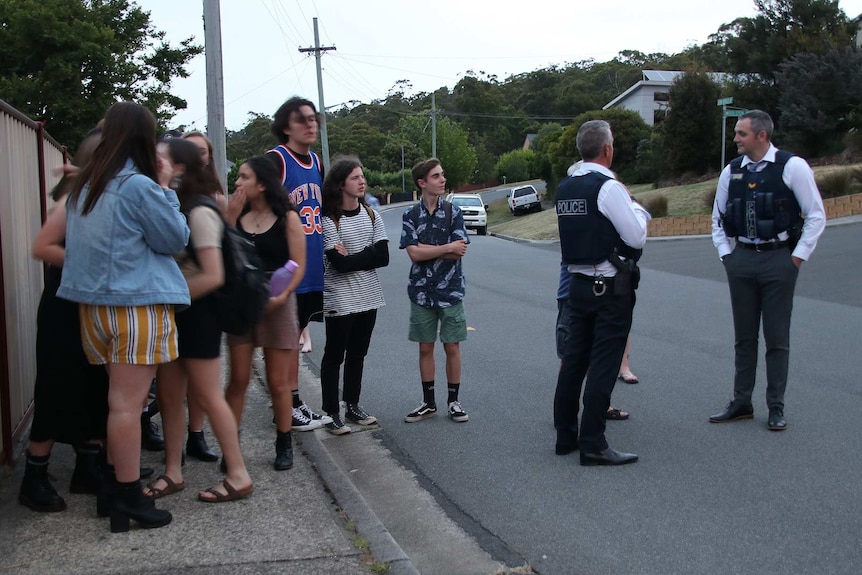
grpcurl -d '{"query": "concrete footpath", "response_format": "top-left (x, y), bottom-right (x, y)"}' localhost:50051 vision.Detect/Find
top-left (0, 353), bottom-right (519, 575)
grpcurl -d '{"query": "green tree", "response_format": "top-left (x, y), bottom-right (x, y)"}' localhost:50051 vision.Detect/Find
top-left (776, 47), bottom-right (862, 156)
top-left (328, 121), bottom-right (388, 171)
top-left (720, 0), bottom-right (856, 78)
top-left (658, 71), bottom-right (722, 175)
top-left (393, 115), bottom-right (477, 189)
top-left (707, 0), bottom-right (858, 123)
top-left (549, 108), bottom-right (650, 185)
top-left (225, 112), bottom-right (278, 163)
top-left (0, 0), bottom-right (202, 148)
top-left (530, 123), bottom-right (564, 189)
top-left (494, 149), bottom-right (536, 183)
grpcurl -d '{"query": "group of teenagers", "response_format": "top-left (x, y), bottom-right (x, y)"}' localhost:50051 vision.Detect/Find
top-left (18, 95), bottom-right (472, 533)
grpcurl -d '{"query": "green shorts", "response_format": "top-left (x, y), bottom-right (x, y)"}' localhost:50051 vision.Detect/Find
top-left (408, 301), bottom-right (467, 343)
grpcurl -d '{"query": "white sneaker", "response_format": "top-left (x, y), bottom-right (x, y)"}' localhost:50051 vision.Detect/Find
top-left (448, 401), bottom-right (469, 422)
top-left (404, 402), bottom-right (437, 423)
top-left (300, 402), bottom-right (332, 425)
top-left (292, 407), bottom-right (323, 431)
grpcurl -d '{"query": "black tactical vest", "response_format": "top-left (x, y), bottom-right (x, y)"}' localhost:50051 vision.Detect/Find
top-left (556, 171), bottom-right (640, 265)
top-left (721, 150), bottom-right (801, 240)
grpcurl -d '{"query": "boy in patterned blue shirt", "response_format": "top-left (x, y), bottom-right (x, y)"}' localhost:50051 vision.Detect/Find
top-left (399, 159), bottom-right (470, 423)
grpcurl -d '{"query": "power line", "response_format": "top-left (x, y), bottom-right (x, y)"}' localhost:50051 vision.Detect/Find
top-left (441, 111), bottom-right (581, 121)
top-left (336, 54), bottom-right (456, 82)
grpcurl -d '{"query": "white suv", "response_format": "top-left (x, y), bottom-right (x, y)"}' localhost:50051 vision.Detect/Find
top-left (507, 185), bottom-right (542, 215)
top-left (446, 193), bottom-right (488, 235)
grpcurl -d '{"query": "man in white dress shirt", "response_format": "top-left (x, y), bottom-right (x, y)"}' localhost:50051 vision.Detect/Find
top-left (709, 110), bottom-right (826, 431)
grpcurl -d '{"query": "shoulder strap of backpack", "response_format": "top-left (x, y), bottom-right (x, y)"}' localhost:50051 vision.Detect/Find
top-left (184, 196), bottom-right (225, 264)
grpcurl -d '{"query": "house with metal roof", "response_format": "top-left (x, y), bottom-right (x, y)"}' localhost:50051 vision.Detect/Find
top-left (603, 70), bottom-right (729, 126)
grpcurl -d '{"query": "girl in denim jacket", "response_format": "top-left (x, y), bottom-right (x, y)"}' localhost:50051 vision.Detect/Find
top-left (59, 102), bottom-right (189, 533)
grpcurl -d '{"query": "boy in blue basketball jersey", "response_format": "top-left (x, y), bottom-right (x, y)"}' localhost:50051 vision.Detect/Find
top-left (267, 97), bottom-right (330, 430)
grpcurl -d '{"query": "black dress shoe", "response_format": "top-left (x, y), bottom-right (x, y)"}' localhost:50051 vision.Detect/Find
top-left (555, 441), bottom-right (579, 455)
top-left (580, 448), bottom-right (638, 466)
top-left (767, 409), bottom-right (787, 431)
top-left (709, 402), bottom-right (754, 423)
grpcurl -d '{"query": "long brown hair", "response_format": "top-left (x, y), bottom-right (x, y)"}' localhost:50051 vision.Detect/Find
top-left (50, 127), bottom-right (102, 202)
top-left (164, 138), bottom-right (219, 212)
top-left (182, 131), bottom-right (225, 195)
top-left (68, 102), bottom-right (158, 215)
top-left (321, 156), bottom-right (365, 222)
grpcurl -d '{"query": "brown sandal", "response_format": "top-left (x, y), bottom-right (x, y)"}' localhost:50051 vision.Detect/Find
top-left (144, 474), bottom-right (185, 499)
top-left (198, 479), bottom-right (253, 503)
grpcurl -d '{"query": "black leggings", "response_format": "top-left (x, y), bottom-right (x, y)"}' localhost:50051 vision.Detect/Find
top-left (320, 309), bottom-right (377, 415)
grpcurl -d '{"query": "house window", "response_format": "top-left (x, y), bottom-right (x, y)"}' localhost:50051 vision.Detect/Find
top-left (653, 92), bottom-right (669, 102)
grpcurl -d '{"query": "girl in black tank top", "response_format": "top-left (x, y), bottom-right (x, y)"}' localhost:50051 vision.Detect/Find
top-left (236, 216), bottom-right (291, 273)
top-left (225, 156), bottom-right (308, 472)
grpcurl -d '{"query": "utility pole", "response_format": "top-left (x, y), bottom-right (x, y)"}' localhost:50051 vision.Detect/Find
top-left (299, 18), bottom-right (335, 171)
top-left (431, 92), bottom-right (437, 159)
top-left (203, 0), bottom-right (227, 196)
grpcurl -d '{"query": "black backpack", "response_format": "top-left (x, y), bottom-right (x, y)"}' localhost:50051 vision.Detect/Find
top-left (185, 198), bottom-right (268, 335)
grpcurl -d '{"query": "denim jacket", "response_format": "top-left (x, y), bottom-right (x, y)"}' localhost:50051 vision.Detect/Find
top-left (58, 160), bottom-right (191, 307)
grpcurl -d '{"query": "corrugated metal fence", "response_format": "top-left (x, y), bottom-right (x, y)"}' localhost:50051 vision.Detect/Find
top-left (0, 99), bottom-right (65, 465)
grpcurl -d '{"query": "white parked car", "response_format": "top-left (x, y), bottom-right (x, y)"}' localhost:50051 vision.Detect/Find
top-left (507, 184), bottom-right (542, 215)
top-left (445, 193), bottom-right (488, 235)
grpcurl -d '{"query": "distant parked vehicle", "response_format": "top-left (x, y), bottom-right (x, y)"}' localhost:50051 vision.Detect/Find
top-left (445, 193), bottom-right (488, 235)
top-left (507, 185), bottom-right (541, 215)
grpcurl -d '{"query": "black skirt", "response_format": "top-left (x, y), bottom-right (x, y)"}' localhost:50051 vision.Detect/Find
top-left (28, 266), bottom-right (108, 445)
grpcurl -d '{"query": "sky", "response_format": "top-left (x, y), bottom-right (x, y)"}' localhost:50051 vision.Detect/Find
top-left (142, 0), bottom-right (862, 132)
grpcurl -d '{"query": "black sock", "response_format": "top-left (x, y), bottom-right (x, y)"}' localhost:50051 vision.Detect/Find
top-left (292, 390), bottom-right (302, 408)
top-left (422, 381), bottom-right (435, 406)
top-left (447, 383), bottom-right (460, 404)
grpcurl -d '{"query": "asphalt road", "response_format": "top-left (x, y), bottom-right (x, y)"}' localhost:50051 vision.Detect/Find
top-left (307, 211), bottom-right (862, 575)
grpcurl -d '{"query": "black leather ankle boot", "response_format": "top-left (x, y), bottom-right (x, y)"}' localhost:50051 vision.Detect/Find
top-left (70, 444), bottom-right (102, 494)
top-left (141, 412), bottom-right (165, 452)
top-left (18, 451), bottom-right (66, 512)
top-left (97, 464), bottom-right (116, 518)
top-left (110, 480), bottom-right (172, 533)
top-left (186, 429), bottom-right (218, 462)
top-left (274, 430), bottom-right (293, 471)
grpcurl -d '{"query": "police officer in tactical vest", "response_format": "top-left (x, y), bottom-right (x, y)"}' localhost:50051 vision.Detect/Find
top-left (710, 109), bottom-right (826, 431)
top-left (554, 120), bottom-right (651, 466)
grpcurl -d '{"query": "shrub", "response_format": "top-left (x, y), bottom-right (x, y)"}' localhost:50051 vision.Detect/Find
top-left (644, 194), bottom-right (668, 218)
top-left (494, 149), bottom-right (536, 183)
top-left (817, 169), bottom-right (856, 199)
